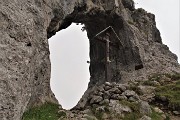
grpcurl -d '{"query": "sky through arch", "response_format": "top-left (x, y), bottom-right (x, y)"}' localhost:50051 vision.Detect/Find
top-left (48, 23), bottom-right (90, 109)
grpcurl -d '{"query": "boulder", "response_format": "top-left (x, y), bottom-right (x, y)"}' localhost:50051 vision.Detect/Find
top-left (109, 100), bottom-right (132, 114)
top-left (122, 90), bottom-right (136, 97)
top-left (140, 101), bottom-right (152, 116)
top-left (117, 84), bottom-right (127, 92)
top-left (154, 107), bottom-right (164, 114)
top-left (90, 96), bottom-right (103, 104)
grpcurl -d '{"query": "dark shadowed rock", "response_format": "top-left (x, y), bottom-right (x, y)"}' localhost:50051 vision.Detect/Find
top-left (122, 0), bottom-right (135, 11)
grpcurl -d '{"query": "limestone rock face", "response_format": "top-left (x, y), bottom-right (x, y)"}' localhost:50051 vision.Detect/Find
top-left (0, 0), bottom-right (180, 120)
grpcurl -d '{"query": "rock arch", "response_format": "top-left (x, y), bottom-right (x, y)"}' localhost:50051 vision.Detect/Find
top-left (0, 0), bottom-right (179, 119)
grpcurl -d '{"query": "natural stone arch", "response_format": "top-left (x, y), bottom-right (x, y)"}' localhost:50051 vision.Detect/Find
top-left (47, 3), bottom-right (143, 86)
top-left (0, 0), bottom-right (179, 120)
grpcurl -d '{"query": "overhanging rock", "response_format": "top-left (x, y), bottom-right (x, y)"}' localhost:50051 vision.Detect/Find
top-left (0, 0), bottom-right (180, 119)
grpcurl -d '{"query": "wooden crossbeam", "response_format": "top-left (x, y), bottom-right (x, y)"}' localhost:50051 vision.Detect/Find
top-left (92, 26), bottom-right (123, 47)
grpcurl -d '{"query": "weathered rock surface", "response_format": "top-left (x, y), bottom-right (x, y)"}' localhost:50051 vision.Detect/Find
top-left (59, 82), bottom-right (142, 119)
top-left (139, 115), bottom-right (151, 120)
top-left (58, 81), bottom-right (169, 120)
top-left (0, 0), bottom-right (180, 120)
top-left (139, 101), bottom-right (152, 116)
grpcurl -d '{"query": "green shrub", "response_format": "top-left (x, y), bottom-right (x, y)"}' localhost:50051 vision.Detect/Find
top-left (22, 102), bottom-right (63, 120)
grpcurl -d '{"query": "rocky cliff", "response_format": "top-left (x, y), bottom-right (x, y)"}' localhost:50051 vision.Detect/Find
top-left (0, 0), bottom-right (180, 120)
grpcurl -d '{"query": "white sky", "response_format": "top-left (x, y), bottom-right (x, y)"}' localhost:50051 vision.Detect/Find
top-left (49, 24), bottom-right (90, 109)
top-left (49, 0), bottom-right (180, 109)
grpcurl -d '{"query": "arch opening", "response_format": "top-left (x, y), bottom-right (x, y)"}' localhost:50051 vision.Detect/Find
top-left (47, 9), bottom-right (144, 110)
top-left (48, 23), bottom-right (90, 110)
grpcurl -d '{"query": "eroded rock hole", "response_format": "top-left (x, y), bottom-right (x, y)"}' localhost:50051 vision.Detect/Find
top-left (26, 42), bottom-right (32, 47)
top-left (48, 23), bottom-right (90, 110)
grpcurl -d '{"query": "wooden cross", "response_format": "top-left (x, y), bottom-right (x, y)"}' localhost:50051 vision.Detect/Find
top-left (104, 33), bottom-right (111, 82)
top-left (90, 26), bottom-right (123, 82)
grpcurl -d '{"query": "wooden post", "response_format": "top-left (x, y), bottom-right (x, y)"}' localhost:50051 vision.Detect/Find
top-left (104, 33), bottom-right (111, 82)
top-left (90, 26), bottom-right (123, 82)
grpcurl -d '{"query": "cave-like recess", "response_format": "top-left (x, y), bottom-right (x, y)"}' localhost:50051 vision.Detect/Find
top-left (47, 6), bottom-right (143, 88)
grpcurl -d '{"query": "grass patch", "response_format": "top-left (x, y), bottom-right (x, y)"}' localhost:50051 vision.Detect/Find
top-left (122, 112), bottom-right (140, 120)
top-left (143, 73), bottom-right (180, 86)
top-left (142, 74), bottom-right (162, 86)
top-left (84, 115), bottom-right (97, 120)
top-left (119, 100), bottom-right (140, 112)
top-left (143, 80), bottom-right (156, 86)
top-left (150, 108), bottom-right (163, 120)
top-left (119, 100), bottom-right (142, 120)
top-left (150, 112), bottom-right (162, 120)
top-left (129, 84), bottom-right (143, 95)
top-left (22, 102), bottom-right (64, 120)
top-left (169, 73), bottom-right (180, 80)
top-left (149, 73), bottom-right (180, 81)
top-left (91, 107), bottom-right (103, 120)
top-left (155, 80), bottom-right (180, 111)
top-left (149, 74), bottom-right (161, 81)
